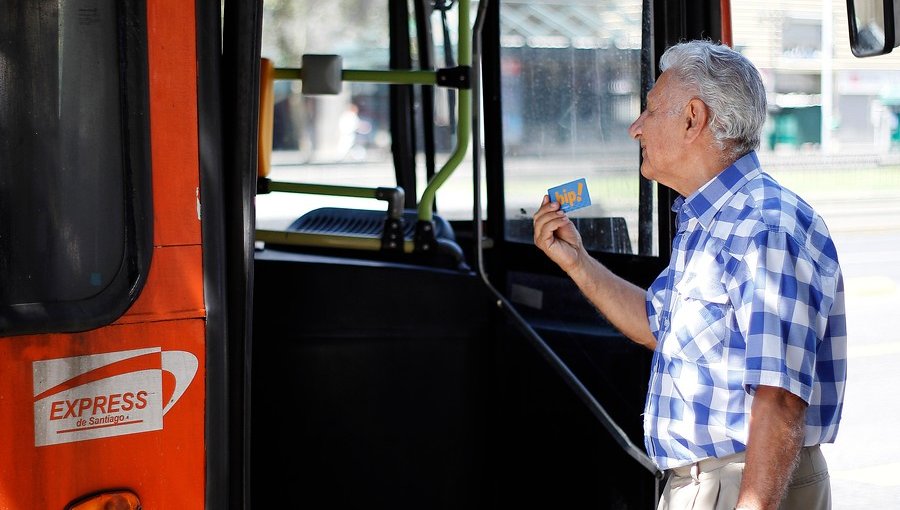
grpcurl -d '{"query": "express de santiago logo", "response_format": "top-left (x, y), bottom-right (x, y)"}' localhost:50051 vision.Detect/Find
top-left (32, 347), bottom-right (198, 447)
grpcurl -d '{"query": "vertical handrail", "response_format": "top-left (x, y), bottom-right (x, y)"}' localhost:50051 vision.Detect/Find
top-left (417, 0), bottom-right (471, 223)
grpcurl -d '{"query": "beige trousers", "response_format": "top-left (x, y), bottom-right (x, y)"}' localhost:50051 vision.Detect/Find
top-left (657, 445), bottom-right (831, 510)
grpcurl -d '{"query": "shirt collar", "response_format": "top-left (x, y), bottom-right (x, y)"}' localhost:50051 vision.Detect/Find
top-left (671, 151), bottom-right (762, 230)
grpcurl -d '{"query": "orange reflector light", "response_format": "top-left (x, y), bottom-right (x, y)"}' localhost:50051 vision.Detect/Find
top-left (66, 490), bottom-right (141, 510)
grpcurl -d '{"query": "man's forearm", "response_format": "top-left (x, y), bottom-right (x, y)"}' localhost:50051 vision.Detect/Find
top-left (736, 385), bottom-right (806, 510)
top-left (567, 253), bottom-right (657, 350)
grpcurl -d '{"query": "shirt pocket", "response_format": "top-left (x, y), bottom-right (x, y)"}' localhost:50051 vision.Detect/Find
top-left (663, 278), bottom-right (730, 365)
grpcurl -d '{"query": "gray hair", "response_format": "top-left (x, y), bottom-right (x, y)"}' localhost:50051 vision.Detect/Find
top-left (659, 40), bottom-right (767, 159)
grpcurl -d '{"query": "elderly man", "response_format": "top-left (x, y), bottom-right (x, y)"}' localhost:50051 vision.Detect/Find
top-left (532, 40), bottom-right (846, 510)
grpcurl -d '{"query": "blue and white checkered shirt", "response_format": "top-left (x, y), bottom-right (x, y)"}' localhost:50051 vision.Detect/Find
top-left (644, 151), bottom-right (847, 470)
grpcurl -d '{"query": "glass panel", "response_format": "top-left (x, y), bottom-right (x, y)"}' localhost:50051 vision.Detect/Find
top-left (499, 0), bottom-right (652, 255)
top-left (258, 0), bottom-right (467, 228)
top-left (782, 17), bottom-right (822, 58)
top-left (258, 0), bottom-right (393, 230)
top-left (0, 1), bottom-right (125, 303)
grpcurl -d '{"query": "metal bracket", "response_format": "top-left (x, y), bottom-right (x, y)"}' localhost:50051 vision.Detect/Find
top-left (257, 177), bottom-right (271, 194)
top-left (436, 65), bottom-right (472, 89)
top-left (413, 220), bottom-right (437, 253)
top-left (380, 217), bottom-right (405, 251)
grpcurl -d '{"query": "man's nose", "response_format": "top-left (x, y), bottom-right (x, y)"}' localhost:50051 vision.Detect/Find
top-left (628, 114), bottom-right (643, 139)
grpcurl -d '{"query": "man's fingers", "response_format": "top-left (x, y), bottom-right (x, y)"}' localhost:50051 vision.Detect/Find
top-left (534, 214), bottom-right (571, 246)
top-left (533, 208), bottom-right (558, 235)
top-left (534, 194), bottom-right (574, 252)
top-left (533, 195), bottom-right (559, 220)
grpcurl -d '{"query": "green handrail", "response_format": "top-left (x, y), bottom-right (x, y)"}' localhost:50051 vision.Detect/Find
top-left (267, 181), bottom-right (377, 199)
top-left (418, 0), bottom-right (470, 223)
top-left (263, 181), bottom-right (405, 220)
top-left (274, 67), bottom-right (438, 86)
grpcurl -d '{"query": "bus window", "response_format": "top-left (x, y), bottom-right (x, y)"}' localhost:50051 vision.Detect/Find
top-left (499, 0), bottom-right (653, 256)
top-left (0, 1), bottom-right (152, 335)
top-left (256, 0), bottom-right (467, 230)
top-left (258, 0), bottom-right (392, 230)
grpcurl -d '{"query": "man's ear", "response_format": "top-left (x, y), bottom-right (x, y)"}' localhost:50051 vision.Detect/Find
top-left (683, 98), bottom-right (709, 143)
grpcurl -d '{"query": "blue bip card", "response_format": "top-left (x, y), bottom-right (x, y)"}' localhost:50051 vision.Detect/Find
top-left (548, 177), bottom-right (592, 212)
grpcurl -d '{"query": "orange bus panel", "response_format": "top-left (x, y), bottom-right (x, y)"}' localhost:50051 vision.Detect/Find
top-left (0, 0), bottom-right (207, 507)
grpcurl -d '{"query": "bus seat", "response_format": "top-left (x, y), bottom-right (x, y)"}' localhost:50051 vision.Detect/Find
top-left (279, 207), bottom-right (468, 271)
top-left (288, 207), bottom-right (455, 243)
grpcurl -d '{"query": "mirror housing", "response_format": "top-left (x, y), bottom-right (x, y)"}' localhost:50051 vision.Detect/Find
top-left (847, 0), bottom-right (900, 56)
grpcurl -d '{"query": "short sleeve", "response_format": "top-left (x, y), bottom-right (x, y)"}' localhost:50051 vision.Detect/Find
top-left (732, 229), bottom-right (832, 403)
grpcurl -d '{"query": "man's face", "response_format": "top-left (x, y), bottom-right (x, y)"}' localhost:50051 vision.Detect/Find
top-left (628, 71), bottom-right (689, 188)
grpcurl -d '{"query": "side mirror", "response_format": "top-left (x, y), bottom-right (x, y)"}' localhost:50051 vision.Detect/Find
top-left (847, 0), bottom-right (900, 57)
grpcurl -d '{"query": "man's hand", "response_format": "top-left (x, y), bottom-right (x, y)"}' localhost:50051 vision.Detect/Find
top-left (532, 195), bottom-right (585, 273)
top-left (532, 194), bottom-right (657, 350)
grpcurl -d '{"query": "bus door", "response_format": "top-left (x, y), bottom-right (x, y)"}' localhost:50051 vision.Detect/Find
top-left (476, 0), bottom-right (728, 508)
top-left (474, 0), bottom-right (730, 507)
top-left (249, 0), bottom-right (728, 508)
